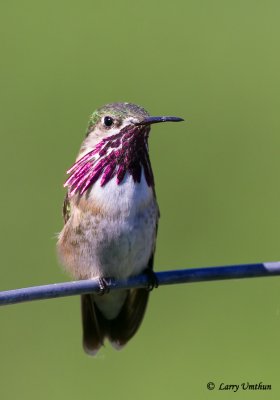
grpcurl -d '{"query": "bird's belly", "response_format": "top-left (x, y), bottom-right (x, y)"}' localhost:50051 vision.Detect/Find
top-left (91, 207), bottom-right (156, 278)
top-left (57, 173), bottom-right (158, 280)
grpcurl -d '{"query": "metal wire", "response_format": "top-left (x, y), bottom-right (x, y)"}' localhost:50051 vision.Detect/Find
top-left (1, 261), bottom-right (280, 306)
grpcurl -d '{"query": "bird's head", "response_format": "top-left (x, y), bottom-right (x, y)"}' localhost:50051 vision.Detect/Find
top-left (65, 102), bottom-right (183, 196)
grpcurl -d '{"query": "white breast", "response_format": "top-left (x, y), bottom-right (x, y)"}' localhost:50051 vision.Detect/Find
top-left (86, 172), bottom-right (157, 276)
top-left (87, 171), bottom-right (154, 217)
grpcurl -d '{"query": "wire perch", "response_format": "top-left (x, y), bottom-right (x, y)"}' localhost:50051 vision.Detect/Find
top-left (1, 261), bottom-right (280, 306)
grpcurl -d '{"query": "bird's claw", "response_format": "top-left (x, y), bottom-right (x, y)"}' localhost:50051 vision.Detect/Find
top-left (145, 270), bottom-right (159, 291)
top-left (98, 277), bottom-right (111, 295)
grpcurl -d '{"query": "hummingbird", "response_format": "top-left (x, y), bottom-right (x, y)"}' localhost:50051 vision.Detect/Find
top-left (57, 102), bottom-right (183, 355)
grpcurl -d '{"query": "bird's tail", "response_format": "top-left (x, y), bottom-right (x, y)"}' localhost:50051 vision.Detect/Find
top-left (81, 289), bottom-right (149, 355)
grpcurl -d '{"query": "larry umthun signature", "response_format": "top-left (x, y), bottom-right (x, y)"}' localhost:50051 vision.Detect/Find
top-left (219, 382), bottom-right (271, 392)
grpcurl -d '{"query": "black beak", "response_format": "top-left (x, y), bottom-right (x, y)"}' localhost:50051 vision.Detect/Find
top-left (135, 116), bottom-right (184, 126)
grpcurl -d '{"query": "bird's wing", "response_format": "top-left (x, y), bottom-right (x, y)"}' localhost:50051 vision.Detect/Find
top-left (62, 192), bottom-right (71, 224)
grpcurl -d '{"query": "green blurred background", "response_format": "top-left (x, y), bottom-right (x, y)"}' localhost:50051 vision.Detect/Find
top-left (0, 0), bottom-right (279, 398)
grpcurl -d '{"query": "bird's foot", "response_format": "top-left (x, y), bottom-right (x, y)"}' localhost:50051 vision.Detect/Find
top-left (98, 277), bottom-right (111, 295)
top-left (145, 269), bottom-right (159, 291)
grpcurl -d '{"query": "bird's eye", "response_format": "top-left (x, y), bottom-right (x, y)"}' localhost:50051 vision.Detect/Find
top-left (103, 116), bottom-right (114, 127)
